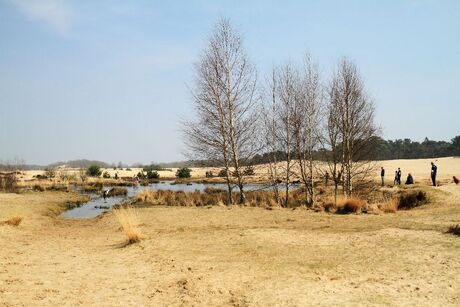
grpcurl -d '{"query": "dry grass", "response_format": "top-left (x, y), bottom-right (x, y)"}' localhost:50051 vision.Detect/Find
top-left (2, 216), bottom-right (23, 226)
top-left (335, 197), bottom-right (366, 214)
top-left (105, 187), bottom-right (128, 197)
top-left (135, 188), bottom-right (280, 207)
top-left (322, 198), bottom-right (337, 213)
top-left (112, 206), bottom-right (144, 244)
top-left (379, 197), bottom-right (399, 213)
top-left (28, 182), bottom-right (69, 192)
top-left (1, 185), bottom-right (459, 305)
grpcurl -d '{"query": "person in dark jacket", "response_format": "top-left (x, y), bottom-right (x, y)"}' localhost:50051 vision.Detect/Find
top-left (405, 173), bottom-right (414, 185)
top-left (397, 168), bottom-right (402, 185)
top-left (431, 162), bottom-right (437, 186)
top-left (380, 167), bottom-right (385, 186)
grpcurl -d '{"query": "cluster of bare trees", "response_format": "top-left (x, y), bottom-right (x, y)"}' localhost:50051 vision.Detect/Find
top-left (259, 57), bottom-right (321, 207)
top-left (184, 19), bottom-right (377, 206)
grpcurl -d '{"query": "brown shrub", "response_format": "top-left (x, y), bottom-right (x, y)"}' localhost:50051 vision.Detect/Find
top-left (2, 216), bottom-right (23, 227)
top-left (33, 184), bottom-right (46, 192)
top-left (397, 190), bottom-right (427, 210)
top-left (323, 199), bottom-right (337, 213)
top-left (0, 173), bottom-right (17, 192)
top-left (446, 225), bottom-right (460, 236)
top-left (336, 197), bottom-right (366, 214)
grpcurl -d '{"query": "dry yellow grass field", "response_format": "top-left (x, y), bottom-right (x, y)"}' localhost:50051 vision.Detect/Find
top-left (0, 181), bottom-right (459, 306)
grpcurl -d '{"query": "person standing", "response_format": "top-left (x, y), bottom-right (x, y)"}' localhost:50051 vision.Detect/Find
top-left (380, 167), bottom-right (385, 186)
top-left (397, 168), bottom-right (402, 185)
top-left (394, 170), bottom-right (398, 185)
top-left (431, 162), bottom-right (437, 186)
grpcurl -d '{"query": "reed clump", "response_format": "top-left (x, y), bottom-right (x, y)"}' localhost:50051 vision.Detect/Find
top-left (135, 188), bottom-right (280, 207)
top-left (112, 206), bottom-right (144, 244)
top-left (105, 187), bottom-right (128, 197)
top-left (378, 197), bottom-right (399, 213)
top-left (335, 197), bottom-right (366, 214)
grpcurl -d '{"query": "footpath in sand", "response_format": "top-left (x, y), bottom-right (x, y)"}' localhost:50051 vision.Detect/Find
top-left (0, 186), bottom-right (459, 306)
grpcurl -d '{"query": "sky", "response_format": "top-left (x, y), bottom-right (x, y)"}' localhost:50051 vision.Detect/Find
top-left (0, 0), bottom-right (459, 165)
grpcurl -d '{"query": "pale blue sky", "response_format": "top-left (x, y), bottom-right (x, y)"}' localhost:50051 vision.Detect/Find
top-left (0, 0), bottom-right (459, 165)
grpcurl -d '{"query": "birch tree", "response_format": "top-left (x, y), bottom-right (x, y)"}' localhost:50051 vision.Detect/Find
top-left (261, 68), bottom-right (281, 205)
top-left (291, 55), bottom-right (322, 206)
top-left (183, 18), bottom-right (258, 204)
top-left (330, 57), bottom-right (378, 196)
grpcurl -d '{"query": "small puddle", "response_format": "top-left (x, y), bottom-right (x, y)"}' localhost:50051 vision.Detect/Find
top-left (61, 181), bottom-right (283, 219)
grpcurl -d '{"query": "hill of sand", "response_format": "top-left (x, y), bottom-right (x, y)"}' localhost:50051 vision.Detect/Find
top-left (15, 157), bottom-right (460, 185)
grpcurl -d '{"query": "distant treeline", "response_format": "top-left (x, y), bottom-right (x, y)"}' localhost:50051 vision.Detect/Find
top-left (248, 135), bottom-right (460, 165)
top-left (1, 136), bottom-right (458, 171)
top-left (372, 136), bottom-right (460, 160)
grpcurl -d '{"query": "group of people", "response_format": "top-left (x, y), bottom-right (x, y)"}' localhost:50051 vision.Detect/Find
top-left (380, 162), bottom-right (438, 187)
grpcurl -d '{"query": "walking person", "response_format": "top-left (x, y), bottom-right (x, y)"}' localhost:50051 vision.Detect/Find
top-left (380, 167), bottom-right (385, 186)
top-left (431, 162), bottom-right (437, 186)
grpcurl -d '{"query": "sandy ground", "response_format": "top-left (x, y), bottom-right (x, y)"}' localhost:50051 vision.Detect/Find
top-left (0, 183), bottom-right (459, 306)
top-left (16, 157), bottom-right (460, 185)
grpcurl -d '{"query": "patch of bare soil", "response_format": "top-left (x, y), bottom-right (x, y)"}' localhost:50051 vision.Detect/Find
top-left (0, 187), bottom-right (459, 306)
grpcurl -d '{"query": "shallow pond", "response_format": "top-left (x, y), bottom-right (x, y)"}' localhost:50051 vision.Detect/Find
top-left (61, 181), bottom-right (276, 219)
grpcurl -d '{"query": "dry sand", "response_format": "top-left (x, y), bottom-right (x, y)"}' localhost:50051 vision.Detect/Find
top-left (1, 183), bottom-right (459, 306)
top-left (16, 157), bottom-right (460, 185)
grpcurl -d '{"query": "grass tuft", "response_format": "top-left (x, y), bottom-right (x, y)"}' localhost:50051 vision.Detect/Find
top-left (379, 197), bottom-right (399, 213)
top-left (335, 197), bottom-right (366, 214)
top-left (113, 206), bottom-right (144, 244)
top-left (2, 216), bottom-right (23, 227)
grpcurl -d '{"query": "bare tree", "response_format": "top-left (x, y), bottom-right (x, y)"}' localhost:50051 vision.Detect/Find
top-left (45, 167), bottom-right (56, 180)
top-left (329, 57), bottom-right (378, 196)
top-left (275, 63), bottom-right (298, 206)
top-left (322, 77), bottom-right (342, 202)
top-left (261, 68), bottom-right (281, 205)
top-left (183, 18), bottom-right (258, 204)
top-left (291, 54), bottom-right (322, 206)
